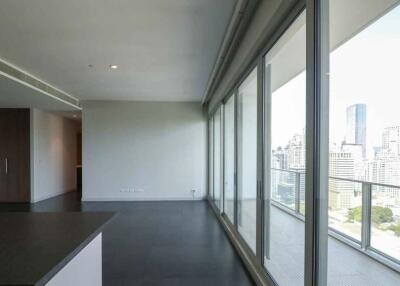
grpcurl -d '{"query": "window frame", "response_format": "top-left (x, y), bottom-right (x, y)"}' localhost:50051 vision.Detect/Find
top-left (206, 0), bottom-right (332, 285)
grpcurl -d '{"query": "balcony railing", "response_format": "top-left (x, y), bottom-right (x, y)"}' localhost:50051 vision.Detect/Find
top-left (271, 168), bottom-right (400, 269)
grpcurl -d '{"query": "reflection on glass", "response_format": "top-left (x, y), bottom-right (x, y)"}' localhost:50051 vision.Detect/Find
top-left (224, 95), bottom-right (235, 223)
top-left (264, 11), bottom-right (306, 286)
top-left (213, 107), bottom-right (222, 209)
top-left (237, 67), bottom-right (257, 253)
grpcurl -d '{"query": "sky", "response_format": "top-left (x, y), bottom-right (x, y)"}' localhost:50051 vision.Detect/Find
top-left (271, 4), bottom-right (400, 159)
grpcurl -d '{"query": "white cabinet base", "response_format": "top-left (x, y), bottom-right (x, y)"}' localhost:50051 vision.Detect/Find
top-left (46, 233), bottom-right (102, 286)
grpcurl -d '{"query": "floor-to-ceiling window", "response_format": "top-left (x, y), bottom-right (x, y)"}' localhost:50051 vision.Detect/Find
top-left (237, 67), bottom-right (258, 253)
top-left (263, 11), bottom-right (306, 286)
top-left (213, 107), bottom-right (222, 210)
top-left (207, 1), bottom-right (400, 285)
top-left (224, 94), bottom-right (235, 223)
top-left (325, 1), bottom-right (400, 284)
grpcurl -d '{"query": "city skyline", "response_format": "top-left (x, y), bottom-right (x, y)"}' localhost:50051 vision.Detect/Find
top-left (271, 6), bottom-right (400, 160)
top-left (272, 100), bottom-right (400, 189)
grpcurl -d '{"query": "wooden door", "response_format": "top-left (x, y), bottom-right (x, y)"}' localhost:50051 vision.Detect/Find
top-left (0, 110), bottom-right (7, 200)
top-left (0, 109), bottom-right (30, 202)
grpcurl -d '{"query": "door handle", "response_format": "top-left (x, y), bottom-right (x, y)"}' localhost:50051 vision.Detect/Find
top-left (5, 158), bottom-right (8, 175)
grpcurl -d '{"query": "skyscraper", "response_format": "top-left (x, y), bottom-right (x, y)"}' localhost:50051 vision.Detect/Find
top-left (368, 126), bottom-right (400, 186)
top-left (272, 147), bottom-right (288, 170)
top-left (341, 143), bottom-right (365, 180)
top-left (382, 126), bottom-right (400, 158)
top-left (286, 132), bottom-right (305, 169)
top-left (329, 150), bottom-right (360, 210)
top-left (345, 104), bottom-right (366, 158)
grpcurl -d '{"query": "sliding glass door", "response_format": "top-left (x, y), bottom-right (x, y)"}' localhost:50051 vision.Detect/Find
top-left (326, 1), bottom-right (400, 284)
top-left (207, 1), bottom-right (400, 285)
top-left (213, 107), bottom-right (222, 210)
top-left (263, 11), bottom-right (306, 286)
top-left (237, 67), bottom-right (258, 253)
top-left (223, 94), bottom-right (235, 223)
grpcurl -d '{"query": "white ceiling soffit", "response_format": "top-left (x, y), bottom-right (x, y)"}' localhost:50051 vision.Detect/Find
top-left (0, 0), bottom-right (237, 102)
top-left (0, 73), bottom-right (80, 111)
top-left (268, 0), bottom-right (399, 93)
top-left (0, 59), bottom-right (81, 110)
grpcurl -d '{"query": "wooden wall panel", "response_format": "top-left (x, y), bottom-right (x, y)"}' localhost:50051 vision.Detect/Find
top-left (0, 109), bottom-right (30, 202)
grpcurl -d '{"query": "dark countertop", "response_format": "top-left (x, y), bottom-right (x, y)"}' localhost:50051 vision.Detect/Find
top-left (0, 212), bottom-right (115, 286)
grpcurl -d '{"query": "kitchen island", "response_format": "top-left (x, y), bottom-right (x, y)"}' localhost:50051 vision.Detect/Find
top-left (0, 212), bottom-right (114, 285)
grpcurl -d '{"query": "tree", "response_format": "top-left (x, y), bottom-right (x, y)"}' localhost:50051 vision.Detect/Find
top-left (347, 206), bottom-right (393, 224)
top-left (372, 206), bottom-right (394, 224)
top-left (389, 223), bottom-right (400, 237)
top-left (347, 207), bottom-right (362, 222)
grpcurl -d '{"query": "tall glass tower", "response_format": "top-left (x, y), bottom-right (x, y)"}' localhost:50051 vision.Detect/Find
top-left (345, 104), bottom-right (367, 157)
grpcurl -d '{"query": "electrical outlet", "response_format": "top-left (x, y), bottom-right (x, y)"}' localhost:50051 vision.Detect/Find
top-left (120, 188), bottom-right (144, 193)
top-left (120, 188), bottom-right (135, 193)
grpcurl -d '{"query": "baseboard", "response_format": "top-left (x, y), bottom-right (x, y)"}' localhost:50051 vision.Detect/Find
top-left (32, 189), bottom-right (76, 203)
top-left (81, 196), bottom-right (206, 202)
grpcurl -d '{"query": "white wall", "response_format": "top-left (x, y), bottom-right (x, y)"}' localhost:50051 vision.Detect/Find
top-left (82, 101), bottom-right (207, 201)
top-left (31, 109), bottom-right (79, 202)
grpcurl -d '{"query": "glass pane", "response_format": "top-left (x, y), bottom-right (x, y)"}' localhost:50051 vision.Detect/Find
top-left (299, 172), bottom-right (305, 215)
top-left (371, 185), bottom-right (400, 261)
top-left (328, 178), bottom-right (362, 241)
top-left (224, 95), bottom-right (235, 223)
top-left (237, 67), bottom-right (257, 253)
top-left (209, 118), bottom-right (213, 199)
top-left (327, 1), bottom-right (400, 285)
top-left (271, 169), bottom-right (297, 211)
top-left (213, 107), bottom-right (222, 209)
top-left (264, 11), bottom-right (306, 286)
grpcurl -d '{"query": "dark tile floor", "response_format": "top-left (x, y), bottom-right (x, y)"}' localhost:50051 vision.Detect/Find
top-left (0, 192), bottom-right (255, 286)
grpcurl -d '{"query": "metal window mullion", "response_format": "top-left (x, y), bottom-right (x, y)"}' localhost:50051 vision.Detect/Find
top-left (263, 63), bottom-right (272, 261)
top-left (213, 113), bottom-right (216, 204)
top-left (218, 108), bottom-right (222, 210)
top-left (207, 119), bottom-right (210, 199)
top-left (222, 106), bottom-right (225, 214)
top-left (305, 0), bottom-right (330, 285)
top-left (219, 107), bottom-right (223, 211)
top-left (210, 117), bottom-right (214, 201)
top-left (221, 105), bottom-right (225, 213)
top-left (256, 58), bottom-right (265, 263)
top-left (234, 89), bottom-right (240, 229)
top-left (361, 182), bottom-right (372, 249)
top-left (237, 92), bottom-right (242, 228)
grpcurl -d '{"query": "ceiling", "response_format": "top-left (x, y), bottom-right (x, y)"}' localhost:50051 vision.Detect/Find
top-left (0, 0), bottom-right (236, 102)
